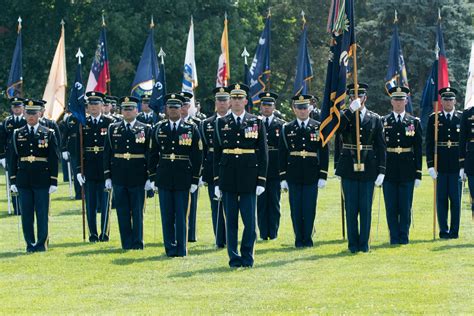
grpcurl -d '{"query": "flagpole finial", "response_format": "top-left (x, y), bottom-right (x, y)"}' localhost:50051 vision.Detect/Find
top-left (267, 7), bottom-right (271, 17)
top-left (438, 8), bottom-right (441, 21)
top-left (190, 15), bottom-right (193, 24)
top-left (102, 12), bottom-right (106, 27)
top-left (158, 47), bottom-right (166, 64)
top-left (60, 19), bottom-right (65, 27)
top-left (394, 9), bottom-right (398, 23)
top-left (301, 10), bottom-right (306, 25)
top-left (241, 47), bottom-right (250, 65)
top-left (75, 48), bottom-right (84, 65)
top-left (17, 16), bottom-right (22, 33)
top-left (150, 15), bottom-right (155, 28)
top-left (224, 11), bottom-right (228, 20)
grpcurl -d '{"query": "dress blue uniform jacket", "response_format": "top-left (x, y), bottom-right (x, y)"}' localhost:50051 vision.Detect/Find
top-left (459, 107), bottom-right (474, 175)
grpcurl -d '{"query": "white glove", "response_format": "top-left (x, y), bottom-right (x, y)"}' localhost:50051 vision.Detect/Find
top-left (151, 181), bottom-right (156, 192)
top-left (198, 176), bottom-right (205, 187)
top-left (144, 179), bottom-right (153, 191)
top-left (374, 174), bottom-right (385, 187)
top-left (48, 185), bottom-right (57, 194)
top-left (256, 186), bottom-right (265, 196)
top-left (190, 184), bottom-right (198, 193)
top-left (414, 179), bottom-right (421, 188)
top-left (76, 173), bottom-right (85, 186)
top-left (335, 175), bottom-right (341, 180)
top-left (460, 168), bottom-right (467, 181)
top-left (318, 179), bottom-right (327, 189)
top-left (105, 179), bottom-right (112, 190)
top-left (428, 167), bottom-right (437, 180)
top-left (280, 180), bottom-right (289, 191)
top-left (0, 158), bottom-right (5, 168)
top-left (62, 151), bottom-right (69, 161)
top-left (214, 186), bottom-right (222, 199)
top-left (10, 184), bottom-right (18, 193)
top-left (349, 98), bottom-right (362, 112)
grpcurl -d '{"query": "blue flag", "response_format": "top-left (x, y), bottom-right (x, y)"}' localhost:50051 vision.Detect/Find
top-left (249, 15), bottom-right (271, 104)
top-left (131, 24), bottom-right (160, 110)
top-left (293, 20), bottom-right (313, 96)
top-left (7, 19), bottom-right (23, 98)
top-left (385, 22), bottom-right (413, 113)
top-left (150, 61), bottom-right (167, 114)
top-left (320, 0), bottom-right (356, 146)
top-left (420, 60), bottom-right (438, 132)
top-left (68, 63), bottom-right (86, 126)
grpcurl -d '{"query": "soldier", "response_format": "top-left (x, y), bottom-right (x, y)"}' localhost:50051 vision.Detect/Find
top-left (149, 93), bottom-right (202, 257)
top-left (37, 100), bottom-right (61, 145)
top-left (200, 87), bottom-right (231, 248)
top-left (309, 95), bottom-right (321, 121)
top-left (460, 93), bottom-right (474, 217)
top-left (195, 100), bottom-right (207, 120)
top-left (213, 83), bottom-right (268, 267)
top-left (9, 100), bottom-right (59, 252)
top-left (0, 97), bottom-right (27, 215)
top-left (105, 96), bottom-right (123, 123)
top-left (103, 96), bottom-right (153, 250)
top-left (60, 110), bottom-right (82, 199)
top-left (137, 94), bottom-right (160, 126)
top-left (336, 83), bottom-right (386, 253)
top-left (257, 91), bottom-right (286, 240)
top-left (382, 87), bottom-right (422, 245)
top-left (279, 94), bottom-right (329, 247)
top-left (76, 92), bottom-right (114, 242)
top-left (426, 87), bottom-right (462, 239)
top-left (179, 91), bottom-right (202, 242)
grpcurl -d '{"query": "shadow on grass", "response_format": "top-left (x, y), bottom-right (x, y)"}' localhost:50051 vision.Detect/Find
top-left (67, 247), bottom-right (126, 257)
top-left (256, 239), bottom-right (346, 255)
top-left (0, 251), bottom-right (25, 259)
top-left (50, 241), bottom-right (90, 249)
top-left (0, 212), bottom-right (18, 219)
top-left (112, 254), bottom-right (169, 265)
top-left (432, 243), bottom-right (474, 252)
top-left (54, 209), bottom-right (81, 217)
top-left (168, 249), bottom-right (353, 278)
top-left (369, 239), bottom-right (440, 250)
top-left (51, 196), bottom-right (79, 202)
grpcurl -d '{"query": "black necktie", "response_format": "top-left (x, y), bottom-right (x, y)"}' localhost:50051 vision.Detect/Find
top-left (236, 116), bottom-right (241, 127)
top-left (300, 122), bottom-right (305, 130)
top-left (30, 126), bottom-right (34, 136)
top-left (126, 123), bottom-right (131, 131)
top-left (397, 114), bottom-right (402, 123)
top-left (446, 113), bottom-right (451, 121)
top-left (265, 117), bottom-right (270, 129)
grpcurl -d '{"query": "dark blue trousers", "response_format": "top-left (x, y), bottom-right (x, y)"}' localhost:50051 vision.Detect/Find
top-left (85, 180), bottom-right (110, 241)
top-left (257, 179), bottom-right (281, 240)
top-left (18, 187), bottom-right (49, 252)
top-left (437, 173), bottom-right (461, 238)
top-left (158, 189), bottom-right (189, 257)
top-left (222, 191), bottom-right (257, 267)
top-left (288, 182), bottom-right (318, 247)
top-left (342, 179), bottom-right (374, 253)
top-left (188, 189), bottom-right (198, 241)
top-left (207, 184), bottom-right (226, 247)
top-left (467, 176), bottom-right (474, 212)
top-left (383, 180), bottom-right (414, 244)
top-left (113, 185), bottom-right (145, 250)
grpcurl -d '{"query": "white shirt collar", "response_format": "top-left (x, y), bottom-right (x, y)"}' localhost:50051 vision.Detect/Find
top-left (216, 110), bottom-right (231, 119)
top-left (263, 114), bottom-right (274, 125)
top-left (443, 109), bottom-right (454, 117)
top-left (359, 107), bottom-right (367, 120)
top-left (91, 113), bottom-right (101, 122)
top-left (296, 117), bottom-right (310, 126)
top-left (169, 118), bottom-right (181, 128)
top-left (14, 114), bottom-right (23, 120)
top-left (124, 119), bottom-right (137, 128)
top-left (27, 123), bottom-right (40, 134)
top-left (232, 111), bottom-right (246, 122)
top-left (393, 111), bottom-right (405, 120)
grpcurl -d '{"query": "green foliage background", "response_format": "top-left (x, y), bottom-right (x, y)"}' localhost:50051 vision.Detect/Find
top-left (0, 0), bottom-right (472, 117)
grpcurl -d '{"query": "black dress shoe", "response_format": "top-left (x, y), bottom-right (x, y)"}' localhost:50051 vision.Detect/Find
top-left (89, 235), bottom-right (99, 243)
top-left (216, 244), bottom-right (226, 249)
top-left (449, 233), bottom-right (459, 239)
top-left (188, 239), bottom-right (197, 243)
top-left (99, 234), bottom-right (109, 242)
top-left (439, 232), bottom-right (450, 239)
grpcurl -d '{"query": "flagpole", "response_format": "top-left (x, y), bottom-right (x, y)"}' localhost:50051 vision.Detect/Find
top-left (18, 17), bottom-right (23, 97)
top-left (102, 13), bottom-right (112, 96)
top-left (433, 9), bottom-right (442, 240)
top-left (266, 9), bottom-right (271, 90)
top-left (75, 48), bottom-right (86, 242)
top-left (353, 45), bottom-right (362, 171)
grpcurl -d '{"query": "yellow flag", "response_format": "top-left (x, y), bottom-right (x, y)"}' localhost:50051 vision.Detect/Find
top-left (43, 21), bottom-right (67, 121)
top-left (216, 14), bottom-right (230, 87)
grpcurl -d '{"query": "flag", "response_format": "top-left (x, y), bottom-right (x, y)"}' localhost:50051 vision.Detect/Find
top-left (131, 19), bottom-right (160, 109)
top-left (293, 14), bottom-right (313, 96)
top-left (319, 0), bottom-right (356, 146)
top-left (385, 13), bottom-right (413, 113)
top-left (216, 14), bottom-right (230, 87)
top-left (420, 61), bottom-right (438, 131)
top-left (86, 26), bottom-right (110, 94)
top-left (43, 21), bottom-right (67, 121)
top-left (436, 18), bottom-right (449, 107)
top-left (68, 59), bottom-right (86, 126)
top-left (182, 17), bottom-right (198, 114)
top-left (465, 42), bottom-right (474, 109)
top-left (249, 14), bottom-right (271, 104)
top-left (7, 17), bottom-right (23, 98)
top-left (150, 52), bottom-right (167, 114)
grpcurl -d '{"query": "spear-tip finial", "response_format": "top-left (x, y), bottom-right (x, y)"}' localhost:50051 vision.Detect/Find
top-left (241, 47), bottom-right (250, 65)
top-left (267, 7), bottom-right (271, 17)
top-left (17, 16), bottom-right (22, 33)
top-left (150, 15), bottom-right (155, 28)
top-left (158, 47), bottom-right (166, 64)
top-left (225, 11), bottom-right (227, 20)
top-left (394, 9), bottom-right (398, 23)
top-left (60, 19), bottom-right (65, 27)
top-left (75, 48), bottom-right (84, 64)
top-left (102, 12), bottom-right (106, 27)
top-left (301, 10), bottom-right (306, 24)
top-left (438, 7), bottom-right (441, 21)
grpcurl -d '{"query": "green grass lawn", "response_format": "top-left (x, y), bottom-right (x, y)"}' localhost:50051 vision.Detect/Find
top-left (0, 164), bottom-right (473, 314)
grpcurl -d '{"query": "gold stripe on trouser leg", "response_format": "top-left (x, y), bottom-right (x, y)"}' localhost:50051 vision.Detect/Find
top-left (106, 189), bottom-right (113, 236)
top-left (45, 193), bottom-right (51, 250)
top-left (368, 186), bottom-right (377, 247)
top-left (141, 191), bottom-right (146, 246)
